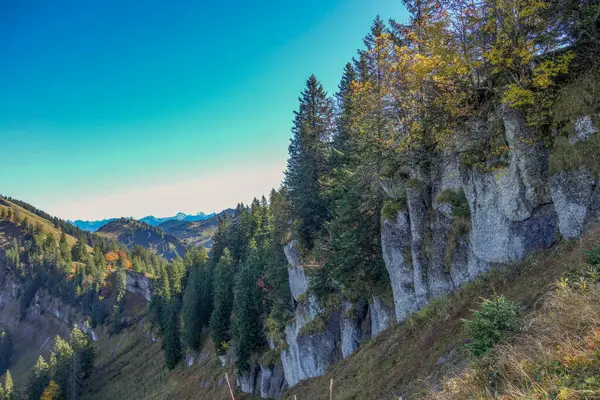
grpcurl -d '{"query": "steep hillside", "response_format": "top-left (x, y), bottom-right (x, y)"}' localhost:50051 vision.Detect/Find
top-left (96, 218), bottom-right (186, 260)
top-left (157, 209), bottom-right (234, 248)
top-left (74, 228), bottom-right (599, 400)
top-left (0, 199), bottom-right (78, 246)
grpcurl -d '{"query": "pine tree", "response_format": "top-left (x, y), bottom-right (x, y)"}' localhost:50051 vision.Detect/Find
top-left (181, 247), bottom-right (208, 351)
top-left (0, 208), bottom-right (5, 220)
top-left (28, 356), bottom-right (50, 400)
top-left (3, 371), bottom-right (12, 400)
top-left (0, 330), bottom-right (13, 375)
top-left (284, 75), bottom-right (334, 249)
top-left (49, 336), bottom-right (73, 396)
top-left (209, 248), bottom-right (234, 353)
top-left (162, 299), bottom-right (182, 369)
top-left (59, 233), bottom-right (71, 264)
top-left (71, 238), bottom-right (87, 263)
top-left (232, 240), bottom-right (264, 371)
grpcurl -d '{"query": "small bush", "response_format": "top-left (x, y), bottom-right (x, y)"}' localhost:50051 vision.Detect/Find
top-left (586, 242), bottom-right (600, 266)
top-left (464, 295), bottom-right (520, 356)
top-left (381, 198), bottom-right (407, 221)
top-left (435, 189), bottom-right (471, 218)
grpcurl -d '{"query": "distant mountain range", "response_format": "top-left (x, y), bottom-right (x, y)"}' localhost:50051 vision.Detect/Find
top-left (70, 211), bottom-right (217, 232)
top-left (158, 209), bottom-right (234, 248)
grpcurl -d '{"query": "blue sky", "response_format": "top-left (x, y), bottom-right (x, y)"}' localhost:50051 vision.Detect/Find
top-left (0, 0), bottom-right (406, 220)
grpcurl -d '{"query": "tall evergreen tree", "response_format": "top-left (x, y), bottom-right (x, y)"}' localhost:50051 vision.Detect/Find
top-left (232, 241), bottom-right (264, 371)
top-left (284, 75), bottom-right (334, 249)
top-left (3, 371), bottom-right (12, 400)
top-left (28, 356), bottom-right (50, 400)
top-left (181, 247), bottom-right (209, 351)
top-left (209, 248), bottom-right (234, 353)
top-left (162, 299), bottom-right (182, 369)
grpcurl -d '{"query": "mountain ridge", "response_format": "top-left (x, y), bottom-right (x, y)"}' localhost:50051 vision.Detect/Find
top-left (71, 211), bottom-right (219, 232)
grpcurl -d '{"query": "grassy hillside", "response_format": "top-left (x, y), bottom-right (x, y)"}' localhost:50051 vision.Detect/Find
top-left (83, 327), bottom-right (257, 400)
top-left (157, 209), bottom-right (233, 248)
top-left (0, 199), bottom-right (79, 247)
top-left (97, 218), bottom-right (186, 260)
top-left (283, 228), bottom-right (600, 400)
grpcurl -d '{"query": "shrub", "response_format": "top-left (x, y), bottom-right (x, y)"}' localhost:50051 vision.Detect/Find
top-left (435, 189), bottom-right (471, 218)
top-left (381, 198), bottom-right (407, 221)
top-left (464, 295), bottom-right (520, 356)
top-left (586, 242), bottom-right (600, 266)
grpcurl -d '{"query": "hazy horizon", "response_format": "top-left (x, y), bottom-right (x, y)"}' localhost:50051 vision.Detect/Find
top-left (1, 0), bottom-right (406, 220)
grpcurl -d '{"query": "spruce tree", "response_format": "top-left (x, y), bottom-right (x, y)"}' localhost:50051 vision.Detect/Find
top-left (209, 248), bottom-right (234, 353)
top-left (28, 356), bottom-right (50, 400)
top-left (232, 241), bottom-right (264, 371)
top-left (181, 247), bottom-right (209, 352)
top-left (0, 330), bottom-right (12, 375)
top-left (284, 75), bottom-right (334, 249)
top-left (162, 299), bottom-right (182, 369)
top-left (49, 335), bottom-right (73, 396)
top-left (3, 370), bottom-right (12, 400)
top-left (59, 233), bottom-right (71, 264)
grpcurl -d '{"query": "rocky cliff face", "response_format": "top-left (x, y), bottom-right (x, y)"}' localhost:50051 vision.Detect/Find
top-left (0, 268), bottom-right (153, 374)
top-left (125, 270), bottom-right (153, 301)
top-left (241, 111), bottom-right (600, 399)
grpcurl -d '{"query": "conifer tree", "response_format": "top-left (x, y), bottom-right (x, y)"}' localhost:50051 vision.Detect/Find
top-left (181, 247), bottom-right (208, 351)
top-left (49, 335), bottom-right (73, 396)
top-left (59, 233), bottom-right (71, 264)
top-left (284, 75), bottom-right (334, 249)
top-left (28, 356), bottom-right (50, 400)
top-left (3, 371), bottom-right (12, 400)
top-left (209, 248), bottom-right (234, 353)
top-left (232, 241), bottom-right (264, 371)
top-left (0, 330), bottom-right (13, 375)
top-left (162, 299), bottom-right (182, 369)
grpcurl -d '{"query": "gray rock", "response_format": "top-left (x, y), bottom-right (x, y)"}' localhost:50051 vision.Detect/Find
top-left (280, 297), bottom-right (339, 387)
top-left (259, 363), bottom-right (287, 399)
top-left (369, 296), bottom-right (394, 337)
top-left (501, 105), bottom-right (552, 211)
top-left (464, 168), bottom-right (558, 264)
top-left (237, 364), bottom-right (260, 394)
top-left (185, 350), bottom-right (197, 367)
top-left (551, 168), bottom-right (597, 238)
top-left (125, 270), bottom-right (153, 301)
top-left (406, 183), bottom-right (431, 307)
top-left (340, 300), bottom-right (364, 359)
top-left (571, 115), bottom-right (597, 144)
top-left (381, 211), bottom-right (418, 323)
top-left (284, 241), bottom-right (309, 301)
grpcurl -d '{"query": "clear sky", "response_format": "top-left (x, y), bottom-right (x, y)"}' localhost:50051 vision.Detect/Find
top-left (0, 0), bottom-right (407, 220)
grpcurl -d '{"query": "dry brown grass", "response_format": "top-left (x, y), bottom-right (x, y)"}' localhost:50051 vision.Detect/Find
top-left (428, 264), bottom-right (600, 399)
